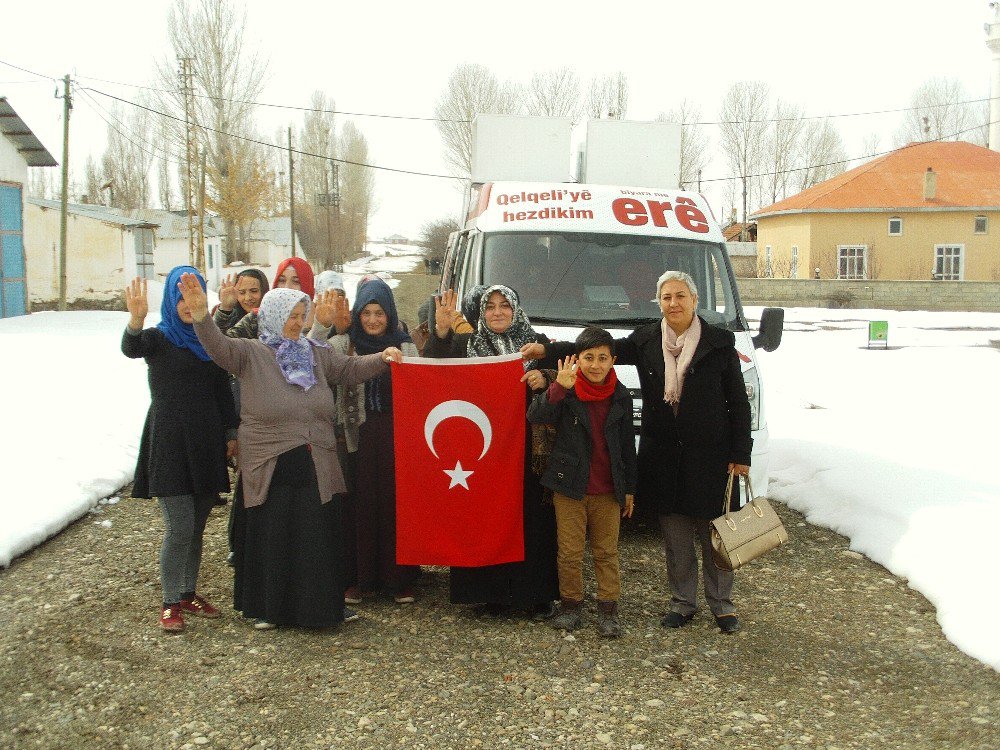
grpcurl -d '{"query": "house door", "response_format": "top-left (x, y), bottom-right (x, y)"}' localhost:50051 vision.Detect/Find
top-left (134, 228), bottom-right (154, 280)
top-left (0, 183), bottom-right (27, 318)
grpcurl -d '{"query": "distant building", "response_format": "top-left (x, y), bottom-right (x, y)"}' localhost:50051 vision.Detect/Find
top-left (753, 141), bottom-right (1000, 281)
top-left (383, 233), bottom-right (409, 245)
top-left (0, 97), bottom-right (57, 317)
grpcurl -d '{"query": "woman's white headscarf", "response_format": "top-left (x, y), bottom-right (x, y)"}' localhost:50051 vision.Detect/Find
top-left (258, 288), bottom-right (328, 390)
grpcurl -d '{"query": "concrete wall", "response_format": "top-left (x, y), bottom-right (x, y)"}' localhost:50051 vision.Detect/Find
top-left (0, 137), bottom-right (28, 186)
top-left (24, 203), bottom-right (131, 303)
top-left (757, 210), bottom-right (1000, 281)
top-left (736, 278), bottom-right (1000, 312)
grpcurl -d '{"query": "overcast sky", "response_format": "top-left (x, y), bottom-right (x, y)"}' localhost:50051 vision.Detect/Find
top-left (3, 0), bottom-right (995, 238)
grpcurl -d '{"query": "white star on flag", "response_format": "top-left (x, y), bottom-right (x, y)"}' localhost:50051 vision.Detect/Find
top-left (443, 460), bottom-right (474, 490)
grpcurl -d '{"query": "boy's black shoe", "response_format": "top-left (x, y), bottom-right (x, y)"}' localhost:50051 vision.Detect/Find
top-left (715, 614), bottom-right (741, 633)
top-left (660, 611), bottom-right (694, 628)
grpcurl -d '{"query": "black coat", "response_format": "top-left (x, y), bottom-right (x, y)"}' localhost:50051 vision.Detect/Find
top-left (526, 382), bottom-right (637, 506)
top-left (123, 328), bottom-right (238, 499)
top-left (548, 317), bottom-right (752, 519)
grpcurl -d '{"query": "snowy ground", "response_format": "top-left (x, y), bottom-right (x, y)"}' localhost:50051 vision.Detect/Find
top-left (1, 293), bottom-right (998, 671)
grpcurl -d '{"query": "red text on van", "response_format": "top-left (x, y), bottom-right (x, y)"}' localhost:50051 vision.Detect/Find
top-left (611, 196), bottom-right (710, 234)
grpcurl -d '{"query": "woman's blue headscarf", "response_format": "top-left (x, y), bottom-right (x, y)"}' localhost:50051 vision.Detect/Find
top-left (348, 277), bottom-right (412, 355)
top-left (157, 266), bottom-right (212, 362)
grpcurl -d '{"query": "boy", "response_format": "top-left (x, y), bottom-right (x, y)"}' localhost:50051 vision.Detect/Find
top-left (526, 327), bottom-right (637, 637)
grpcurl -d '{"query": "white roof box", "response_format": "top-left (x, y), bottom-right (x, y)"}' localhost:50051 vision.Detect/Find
top-left (579, 120), bottom-right (681, 190)
top-left (472, 115), bottom-right (572, 183)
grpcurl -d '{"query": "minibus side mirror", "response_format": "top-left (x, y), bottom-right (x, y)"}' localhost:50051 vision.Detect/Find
top-left (753, 307), bottom-right (784, 352)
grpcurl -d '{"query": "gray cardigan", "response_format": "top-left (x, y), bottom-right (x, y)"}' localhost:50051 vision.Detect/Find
top-left (193, 316), bottom-right (387, 507)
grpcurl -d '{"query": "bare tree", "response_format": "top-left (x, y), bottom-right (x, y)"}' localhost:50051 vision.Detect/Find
top-left (796, 118), bottom-right (847, 191)
top-left (155, 0), bottom-right (270, 259)
top-left (434, 64), bottom-right (522, 177)
top-left (718, 81), bottom-right (771, 228)
top-left (894, 77), bottom-right (986, 146)
top-left (658, 99), bottom-right (708, 190)
top-left (586, 73), bottom-right (629, 119)
top-left (156, 117), bottom-right (175, 210)
top-left (83, 155), bottom-right (104, 204)
top-left (336, 121), bottom-right (375, 265)
top-left (100, 102), bottom-right (153, 209)
top-left (524, 67), bottom-right (581, 118)
top-left (761, 99), bottom-right (805, 205)
top-left (420, 216), bottom-right (460, 258)
top-left (295, 91), bottom-right (337, 264)
top-left (860, 132), bottom-right (882, 161)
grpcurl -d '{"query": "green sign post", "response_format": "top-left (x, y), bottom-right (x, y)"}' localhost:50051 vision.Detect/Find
top-left (868, 320), bottom-right (889, 349)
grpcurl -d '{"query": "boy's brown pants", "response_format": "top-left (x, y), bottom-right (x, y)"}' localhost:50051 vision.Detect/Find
top-left (552, 492), bottom-right (621, 602)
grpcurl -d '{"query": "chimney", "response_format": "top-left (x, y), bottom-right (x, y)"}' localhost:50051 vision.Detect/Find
top-left (923, 167), bottom-right (937, 201)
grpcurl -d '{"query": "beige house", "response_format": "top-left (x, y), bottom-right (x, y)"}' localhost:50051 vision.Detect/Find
top-left (25, 198), bottom-right (158, 305)
top-left (753, 141), bottom-right (1000, 281)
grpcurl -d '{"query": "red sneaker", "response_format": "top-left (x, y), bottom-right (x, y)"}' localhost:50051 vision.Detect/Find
top-left (344, 586), bottom-right (363, 605)
top-left (180, 594), bottom-right (221, 619)
top-left (160, 605), bottom-right (185, 633)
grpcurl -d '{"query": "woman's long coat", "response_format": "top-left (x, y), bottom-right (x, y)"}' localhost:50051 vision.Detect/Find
top-left (550, 317), bottom-right (752, 519)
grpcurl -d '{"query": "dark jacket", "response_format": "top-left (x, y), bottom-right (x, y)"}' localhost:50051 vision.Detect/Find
top-left (526, 381), bottom-right (637, 506)
top-left (548, 316), bottom-right (752, 519)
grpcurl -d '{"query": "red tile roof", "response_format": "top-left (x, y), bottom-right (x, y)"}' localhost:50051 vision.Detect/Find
top-left (754, 141), bottom-right (1000, 217)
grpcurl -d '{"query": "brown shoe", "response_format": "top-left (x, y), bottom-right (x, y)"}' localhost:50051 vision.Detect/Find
top-left (159, 605), bottom-right (185, 633)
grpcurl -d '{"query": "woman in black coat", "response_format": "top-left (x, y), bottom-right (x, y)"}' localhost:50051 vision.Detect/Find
top-left (535, 270), bottom-right (751, 633)
top-left (425, 285), bottom-right (560, 617)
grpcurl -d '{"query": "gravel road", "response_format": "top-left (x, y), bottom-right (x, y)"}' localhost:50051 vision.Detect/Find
top-left (1, 487), bottom-right (996, 750)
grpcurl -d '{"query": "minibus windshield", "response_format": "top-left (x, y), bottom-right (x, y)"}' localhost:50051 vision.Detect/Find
top-left (481, 232), bottom-right (744, 329)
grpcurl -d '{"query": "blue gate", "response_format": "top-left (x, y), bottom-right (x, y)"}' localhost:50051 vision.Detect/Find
top-left (0, 183), bottom-right (27, 318)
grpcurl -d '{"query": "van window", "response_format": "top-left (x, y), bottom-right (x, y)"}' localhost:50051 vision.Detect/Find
top-left (481, 232), bottom-right (741, 329)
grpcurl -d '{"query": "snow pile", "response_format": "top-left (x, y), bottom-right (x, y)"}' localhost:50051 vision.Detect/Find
top-left (747, 306), bottom-right (1000, 671)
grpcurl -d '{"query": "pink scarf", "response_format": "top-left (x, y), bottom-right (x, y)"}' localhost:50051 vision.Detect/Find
top-left (661, 315), bottom-right (701, 413)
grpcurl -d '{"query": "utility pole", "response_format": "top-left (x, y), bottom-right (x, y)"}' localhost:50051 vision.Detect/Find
top-left (198, 149), bottom-right (207, 274)
top-left (323, 159), bottom-right (333, 267)
top-left (57, 74), bottom-right (72, 311)
top-left (179, 56), bottom-right (198, 268)
top-left (288, 127), bottom-right (295, 257)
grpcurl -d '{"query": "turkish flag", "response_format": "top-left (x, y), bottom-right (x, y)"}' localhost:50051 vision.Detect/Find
top-left (392, 353), bottom-right (526, 566)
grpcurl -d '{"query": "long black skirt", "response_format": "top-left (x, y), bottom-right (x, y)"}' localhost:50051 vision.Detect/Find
top-left (233, 445), bottom-right (346, 627)
top-left (449, 467), bottom-right (559, 608)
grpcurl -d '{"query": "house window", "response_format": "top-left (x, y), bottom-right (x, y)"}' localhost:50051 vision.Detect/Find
top-left (790, 246), bottom-right (799, 278)
top-left (974, 216), bottom-right (988, 234)
top-left (837, 245), bottom-right (868, 280)
top-left (888, 217), bottom-right (902, 236)
top-left (934, 245), bottom-right (963, 280)
top-left (764, 245), bottom-right (773, 278)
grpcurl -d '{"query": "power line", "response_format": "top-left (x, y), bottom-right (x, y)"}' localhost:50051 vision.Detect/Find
top-left (21, 59), bottom-right (996, 128)
top-left (82, 85), bottom-right (465, 181)
top-left (76, 87), bottom-right (185, 168)
top-left (699, 118), bottom-right (997, 185)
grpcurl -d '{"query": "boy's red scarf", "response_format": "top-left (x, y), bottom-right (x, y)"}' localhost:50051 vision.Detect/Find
top-left (574, 367), bottom-right (618, 401)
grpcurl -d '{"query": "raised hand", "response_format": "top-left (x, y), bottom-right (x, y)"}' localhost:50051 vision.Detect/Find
top-left (333, 295), bottom-right (351, 334)
top-left (125, 277), bottom-right (148, 329)
top-left (555, 355), bottom-right (578, 389)
top-left (177, 272), bottom-right (209, 322)
top-left (314, 290), bottom-right (339, 329)
top-left (434, 289), bottom-right (458, 339)
top-left (218, 274), bottom-right (237, 311)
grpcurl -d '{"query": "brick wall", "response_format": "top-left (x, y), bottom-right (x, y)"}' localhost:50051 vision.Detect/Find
top-left (735, 279), bottom-right (1000, 312)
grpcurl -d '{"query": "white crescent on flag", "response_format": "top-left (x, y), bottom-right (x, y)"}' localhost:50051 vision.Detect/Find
top-left (423, 400), bottom-right (493, 460)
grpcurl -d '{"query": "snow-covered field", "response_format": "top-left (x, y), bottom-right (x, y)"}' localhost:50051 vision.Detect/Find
top-left (1, 286), bottom-right (997, 671)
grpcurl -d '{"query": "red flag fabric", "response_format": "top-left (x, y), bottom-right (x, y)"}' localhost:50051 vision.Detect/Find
top-left (392, 353), bottom-right (525, 566)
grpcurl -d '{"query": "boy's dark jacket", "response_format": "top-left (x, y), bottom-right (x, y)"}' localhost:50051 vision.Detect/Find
top-left (526, 379), bottom-right (637, 506)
